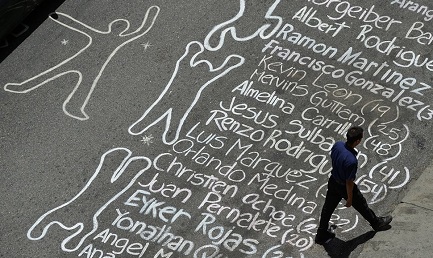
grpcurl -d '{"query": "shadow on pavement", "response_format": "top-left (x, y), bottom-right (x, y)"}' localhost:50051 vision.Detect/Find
top-left (323, 231), bottom-right (377, 258)
top-left (0, 0), bottom-right (66, 63)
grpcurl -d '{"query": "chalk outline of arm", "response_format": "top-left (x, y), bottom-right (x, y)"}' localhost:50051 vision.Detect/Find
top-left (4, 5), bottom-right (160, 121)
top-left (26, 147), bottom-right (152, 252)
top-left (204, 0), bottom-right (282, 51)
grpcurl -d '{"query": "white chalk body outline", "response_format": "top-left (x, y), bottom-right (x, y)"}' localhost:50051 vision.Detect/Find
top-left (128, 40), bottom-right (245, 145)
top-left (27, 147), bottom-right (152, 252)
top-left (4, 6), bottom-right (160, 120)
top-left (128, 0), bottom-right (283, 144)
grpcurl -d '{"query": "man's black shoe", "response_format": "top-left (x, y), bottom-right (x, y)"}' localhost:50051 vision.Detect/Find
top-left (372, 215), bottom-right (392, 231)
top-left (315, 230), bottom-right (335, 245)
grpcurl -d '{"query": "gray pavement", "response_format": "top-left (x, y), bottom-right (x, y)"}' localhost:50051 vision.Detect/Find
top-left (358, 165), bottom-right (433, 258)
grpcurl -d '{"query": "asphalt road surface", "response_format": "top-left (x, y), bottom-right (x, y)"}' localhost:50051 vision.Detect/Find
top-left (1, 0), bottom-right (433, 257)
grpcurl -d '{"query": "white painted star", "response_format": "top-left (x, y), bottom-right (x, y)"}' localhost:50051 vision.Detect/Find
top-left (61, 39), bottom-right (69, 45)
top-left (141, 41), bottom-right (152, 50)
top-left (140, 134), bottom-right (154, 146)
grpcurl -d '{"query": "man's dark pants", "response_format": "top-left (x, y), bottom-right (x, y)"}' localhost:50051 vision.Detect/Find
top-left (318, 176), bottom-right (378, 233)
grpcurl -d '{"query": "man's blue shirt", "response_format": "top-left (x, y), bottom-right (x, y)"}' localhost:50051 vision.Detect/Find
top-left (330, 141), bottom-right (358, 183)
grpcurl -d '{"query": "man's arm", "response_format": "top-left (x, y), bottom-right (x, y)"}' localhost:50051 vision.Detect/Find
top-left (345, 179), bottom-right (354, 207)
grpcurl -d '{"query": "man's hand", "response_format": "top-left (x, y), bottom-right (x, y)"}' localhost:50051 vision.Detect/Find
top-left (345, 179), bottom-right (354, 207)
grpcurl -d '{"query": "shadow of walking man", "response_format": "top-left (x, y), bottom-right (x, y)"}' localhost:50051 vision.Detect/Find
top-left (323, 231), bottom-right (378, 258)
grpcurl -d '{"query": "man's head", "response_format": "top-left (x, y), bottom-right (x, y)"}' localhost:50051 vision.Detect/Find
top-left (346, 126), bottom-right (363, 147)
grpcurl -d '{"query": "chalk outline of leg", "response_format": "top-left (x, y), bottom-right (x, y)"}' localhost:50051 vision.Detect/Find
top-left (128, 41), bottom-right (245, 145)
top-left (27, 147), bottom-right (152, 252)
top-left (4, 5), bottom-right (160, 121)
top-left (204, 0), bottom-right (283, 51)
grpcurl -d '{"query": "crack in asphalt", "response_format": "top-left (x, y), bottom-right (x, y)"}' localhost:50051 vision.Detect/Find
top-left (400, 201), bottom-right (433, 212)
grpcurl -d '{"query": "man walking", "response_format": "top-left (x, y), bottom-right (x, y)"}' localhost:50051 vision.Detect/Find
top-left (315, 126), bottom-right (392, 245)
